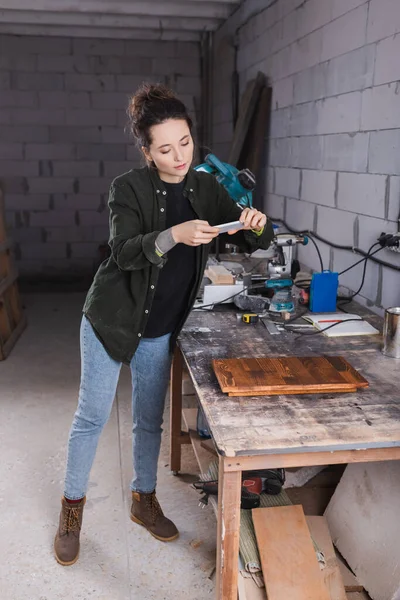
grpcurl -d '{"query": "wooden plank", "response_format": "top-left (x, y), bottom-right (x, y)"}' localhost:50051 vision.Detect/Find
top-left (205, 264), bottom-right (234, 285)
top-left (238, 572), bottom-right (267, 600)
top-left (0, 190), bottom-right (25, 360)
top-left (212, 356), bottom-right (368, 396)
top-left (169, 347), bottom-right (184, 474)
top-left (216, 456), bottom-right (242, 600)
top-left (335, 552), bottom-right (364, 593)
top-left (306, 516), bottom-right (347, 600)
top-left (0, 314), bottom-right (26, 360)
top-left (223, 447), bottom-right (400, 471)
top-left (0, 268), bottom-right (18, 297)
top-left (200, 438), bottom-right (218, 456)
top-left (252, 505), bottom-right (330, 600)
top-left (237, 85), bottom-right (272, 211)
top-left (0, 190), bottom-right (6, 243)
top-left (228, 71), bottom-right (266, 167)
top-left (182, 408), bottom-right (213, 476)
top-left (228, 386), bottom-right (357, 396)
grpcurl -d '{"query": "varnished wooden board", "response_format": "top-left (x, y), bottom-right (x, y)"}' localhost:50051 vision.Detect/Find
top-left (306, 516), bottom-right (347, 600)
top-left (228, 386), bottom-right (358, 396)
top-left (212, 356), bottom-right (369, 396)
top-left (252, 505), bottom-right (331, 600)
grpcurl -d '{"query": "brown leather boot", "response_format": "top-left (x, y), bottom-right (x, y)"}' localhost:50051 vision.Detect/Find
top-left (54, 496), bottom-right (86, 566)
top-left (130, 491), bottom-right (179, 542)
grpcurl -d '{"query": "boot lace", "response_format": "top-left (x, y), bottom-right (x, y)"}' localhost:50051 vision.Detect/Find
top-left (63, 505), bottom-right (82, 534)
top-left (144, 493), bottom-right (163, 525)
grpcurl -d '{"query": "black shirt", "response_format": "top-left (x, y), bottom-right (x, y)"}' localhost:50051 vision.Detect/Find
top-left (143, 178), bottom-right (197, 338)
top-left (83, 167), bottom-right (274, 364)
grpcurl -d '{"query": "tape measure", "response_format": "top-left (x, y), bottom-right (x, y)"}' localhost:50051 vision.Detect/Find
top-left (242, 313), bottom-right (259, 324)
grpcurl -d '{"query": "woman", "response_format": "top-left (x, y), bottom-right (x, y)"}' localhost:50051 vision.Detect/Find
top-left (54, 83), bottom-right (274, 566)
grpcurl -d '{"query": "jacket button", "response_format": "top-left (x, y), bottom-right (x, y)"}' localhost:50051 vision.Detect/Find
top-left (151, 285), bottom-right (155, 289)
top-left (190, 188), bottom-right (193, 192)
top-left (160, 208), bottom-right (165, 212)
top-left (162, 191), bottom-right (166, 195)
top-left (156, 189), bottom-right (160, 193)
top-left (145, 309), bottom-right (149, 314)
top-left (138, 333), bottom-right (142, 338)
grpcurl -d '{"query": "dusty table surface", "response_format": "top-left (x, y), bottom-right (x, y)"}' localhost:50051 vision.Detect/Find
top-left (178, 305), bottom-right (400, 457)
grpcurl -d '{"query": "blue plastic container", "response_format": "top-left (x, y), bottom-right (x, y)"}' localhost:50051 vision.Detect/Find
top-left (309, 270), bottom-right (339, 313)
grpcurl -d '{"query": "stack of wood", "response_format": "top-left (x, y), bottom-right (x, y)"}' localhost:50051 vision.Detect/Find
top-left (204, 264), bottom-right (235, 285)
top-left (229, 71), bottom-right (272, 210)
top-left (0, 188), bottom-right (26, 359)
top-left (247, 503), bottom-right (369, 600)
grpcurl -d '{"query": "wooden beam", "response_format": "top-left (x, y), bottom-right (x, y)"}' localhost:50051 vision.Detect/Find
top-left (0, 23), bottom-right (202, 41)
top-left (222, 445), bottom-right (400, 470)
top-left (252, 506), bottom-right (331, 600)
top-left (170, 346), bottom-right (184, 474)
top-left (0, 0), bottom-right (235, 20)
top-left (306, 516), bottom-right (347, 600)
top-left (0, 269), bottom-right (17, 298)
top-left (216, 456), bottom-right (241, 600)
top-left (228, 72), bottom-right (266, 167)
top-left (0, 10), bottom-right (221, 31)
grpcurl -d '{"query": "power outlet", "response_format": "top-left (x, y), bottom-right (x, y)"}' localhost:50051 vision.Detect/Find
top-left (379, 231), bottom-right (400, 253)
top-left (387, 232), bottom-right (400, 253)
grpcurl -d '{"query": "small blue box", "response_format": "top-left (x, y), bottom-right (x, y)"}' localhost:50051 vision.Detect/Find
top-left (309, 270), bottom-right (338, 313)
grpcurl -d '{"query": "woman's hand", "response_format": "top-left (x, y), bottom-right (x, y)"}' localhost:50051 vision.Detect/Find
top-left (228, 208), bottom-right (267, 234)
top-left (172, 220), bottom-right (219, 247)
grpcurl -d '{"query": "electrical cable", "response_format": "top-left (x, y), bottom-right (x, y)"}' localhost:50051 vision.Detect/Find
top-left (291, 318), bottom-right (364, 337)
top-left (306, 235), bottom-right (324, 271)
top-left (337, 243), bottom-right (384, 306)
top-left (338, 243), bottom-right (382, 275)
top-left (196, 284), bottom-right (266, 310)
top-left (271, 217), bottom-right (400, 272)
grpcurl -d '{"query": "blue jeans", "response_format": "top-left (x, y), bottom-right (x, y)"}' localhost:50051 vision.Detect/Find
top-left (64, 316), bottom-right (172, 499)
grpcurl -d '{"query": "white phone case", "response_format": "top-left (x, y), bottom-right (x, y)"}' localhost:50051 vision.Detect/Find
top-left (215, 220), bottom-right (244, 234)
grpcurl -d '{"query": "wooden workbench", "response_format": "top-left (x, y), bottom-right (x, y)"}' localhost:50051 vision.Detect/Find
top-left (169, 306), bottom-right (400, 600)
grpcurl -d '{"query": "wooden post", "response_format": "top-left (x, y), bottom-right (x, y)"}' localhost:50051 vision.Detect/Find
top-left (216, 454), bottom-right (242, 600)
top-left (170, 346), bottom-right (184, 474)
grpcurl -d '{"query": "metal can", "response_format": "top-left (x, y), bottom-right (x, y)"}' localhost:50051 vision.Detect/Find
top-left (382, 307), bottom-right (400, 359)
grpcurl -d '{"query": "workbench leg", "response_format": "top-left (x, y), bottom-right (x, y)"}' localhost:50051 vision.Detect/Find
top-left (216, 455), bottom-right (242, 600)
top-left (170, 346), bottom-right (183, 474)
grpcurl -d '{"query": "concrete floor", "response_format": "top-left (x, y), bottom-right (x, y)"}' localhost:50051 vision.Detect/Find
top-left (0, 293), bottom-right (216, 600)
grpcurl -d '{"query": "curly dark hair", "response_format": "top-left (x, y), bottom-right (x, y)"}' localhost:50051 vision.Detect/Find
top-left (127, 82), bottom-right (193, 149)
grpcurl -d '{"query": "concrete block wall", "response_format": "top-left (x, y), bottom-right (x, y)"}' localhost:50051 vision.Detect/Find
top-left (213, 0), bottom-right (400, 313)
top-left (0, 34), bottom-right (201, 281)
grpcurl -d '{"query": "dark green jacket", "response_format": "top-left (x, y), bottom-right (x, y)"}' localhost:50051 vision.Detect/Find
top-left (83, 166), bottom-right (274, 364)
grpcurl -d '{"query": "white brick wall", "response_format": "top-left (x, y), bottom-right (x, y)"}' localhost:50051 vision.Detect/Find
top-left (337, 173), bottom-right (387, 218)
top-left (369, 130), bottom-right (400, 175)
top-left (361, 84), bottom-right (400, 131)
top-left (323, 133), bottom-right (369, 172)
top-left (320, 5), bottom-right (368, 62)
top-left (374, 34), bottom-right (400, 85)
top-left (275, 167), bottom-right (301, 198)
top-left (301, 170), bottom-right (336, 207)
top-left (213, 0), bottom-right (400, 314)
top-left (285, 197), bottom-right (315, 230)
top-left (367, 0), bottom-right (400, 43)
top-left (0, 33), bottom-right (201, 281)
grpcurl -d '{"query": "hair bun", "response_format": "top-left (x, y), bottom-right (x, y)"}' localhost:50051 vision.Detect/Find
top-left (128, 83), bottom-right (178, 128)
top-left (127, 81), bottom-right (193, 150)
